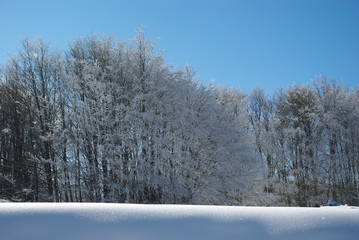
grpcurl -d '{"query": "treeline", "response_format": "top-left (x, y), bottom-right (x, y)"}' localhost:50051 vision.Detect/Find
top-left (248, 82), bottom-right (359, 206)
top-left (0, 32), bottom-right (358, 206)
top-left (0, 32), bottom-right (258, 204)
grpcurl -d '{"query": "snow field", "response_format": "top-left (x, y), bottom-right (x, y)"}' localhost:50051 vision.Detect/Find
top-left (0, 203), bottom-right (358, 240)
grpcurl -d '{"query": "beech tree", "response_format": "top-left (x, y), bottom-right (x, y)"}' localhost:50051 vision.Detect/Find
top-left (247, 80), bottom-right (359, 206)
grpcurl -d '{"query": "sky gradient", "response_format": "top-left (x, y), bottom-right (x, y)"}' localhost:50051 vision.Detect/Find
top-left (1, 0), bottom-right (358, 93)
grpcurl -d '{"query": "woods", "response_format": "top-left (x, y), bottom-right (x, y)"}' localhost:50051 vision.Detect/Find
top-left (248, 82), bottom-right (359, 206)
top-left (1, 33), bottom-right (358, 206)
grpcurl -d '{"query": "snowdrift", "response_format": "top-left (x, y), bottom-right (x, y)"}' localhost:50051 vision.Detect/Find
top-left (0, 203), bottom-right (358, 240)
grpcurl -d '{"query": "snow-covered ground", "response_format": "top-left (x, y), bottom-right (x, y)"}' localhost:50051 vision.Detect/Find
top-left (0, 203), bottom-right (358, 240)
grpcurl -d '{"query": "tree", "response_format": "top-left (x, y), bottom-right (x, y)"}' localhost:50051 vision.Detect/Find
top-left (314, 78), bottom-right (359, 205)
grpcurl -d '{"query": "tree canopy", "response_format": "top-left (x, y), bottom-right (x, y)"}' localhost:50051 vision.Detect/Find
top-left (0, 32), bottom-right (358, 206)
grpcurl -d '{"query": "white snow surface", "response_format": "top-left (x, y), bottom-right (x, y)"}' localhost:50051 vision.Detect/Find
top-left (0, 203), bottom-right (358, 240)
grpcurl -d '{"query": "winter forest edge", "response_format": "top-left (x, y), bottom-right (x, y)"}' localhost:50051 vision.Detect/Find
top-left (0, 31), bottom-right (358, 207)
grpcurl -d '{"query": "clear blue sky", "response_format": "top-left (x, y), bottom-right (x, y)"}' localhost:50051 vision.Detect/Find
top-left (1, 0), bottom-right (358, 93)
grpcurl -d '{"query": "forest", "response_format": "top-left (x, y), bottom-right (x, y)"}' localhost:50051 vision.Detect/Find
top-left (0, 31), bottom-right (358, 206)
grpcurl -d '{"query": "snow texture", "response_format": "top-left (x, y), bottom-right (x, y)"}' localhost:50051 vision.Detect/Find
top-left (0, 203), bottom-right (358, 240)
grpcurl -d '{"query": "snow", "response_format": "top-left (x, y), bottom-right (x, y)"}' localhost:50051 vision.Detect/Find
top-left (0, 203), bottom-right (358, 240)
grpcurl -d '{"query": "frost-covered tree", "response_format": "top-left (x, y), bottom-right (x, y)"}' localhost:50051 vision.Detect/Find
top-left (249, 80), bottom-right (359, 206)
top-left (314, 78), bottom-right (359, 205)
top-left (275, 85), bottom-right (320, 206)
top-left (0, 38), bottom-right (64, 201)
top-left (61, 31), bottom-right (261, 204)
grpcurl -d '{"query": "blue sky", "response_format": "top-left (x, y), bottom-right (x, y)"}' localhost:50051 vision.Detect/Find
top-left (1, 0), bottom-right (358, 93)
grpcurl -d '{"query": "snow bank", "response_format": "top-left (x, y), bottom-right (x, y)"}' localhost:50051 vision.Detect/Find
top-left (0, 203), bottom-right (358, 240)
